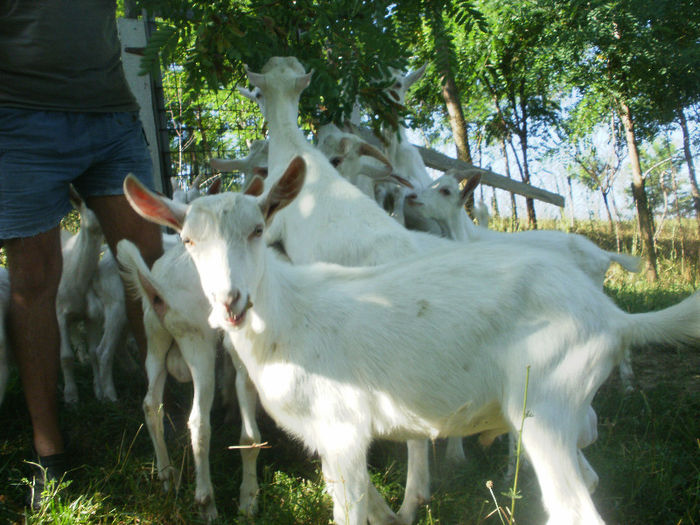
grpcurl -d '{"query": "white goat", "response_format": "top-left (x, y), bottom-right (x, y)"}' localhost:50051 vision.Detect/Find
top-left (316, 124), bottom-right (401, 196)
top-left (118, 239), bottom-right (218, 519)
top-left (406, 168), bottom-right (640, 284)
top-left (84, 250), bottom-right (130, 402)
top-left (118, 179), bottom-right (254, 520)
top-left (316, 123), bottom-right (417, 226)
top-left (236, 56), bottom-right (448, 523)
top-left (57, 189), bottom-right (104, 404)
top-left (406, 168), bottom-right (641, 390)
top-left (210, 139), bottom-right (270, 184)
top-left (0, 267), bottom-right (9, 408)
top-left (372, 63), bottom-right (436, 226)
top-left (382, 63), bottom-right (433, 192)
top-left (120, 160), bottom-right (700, 525)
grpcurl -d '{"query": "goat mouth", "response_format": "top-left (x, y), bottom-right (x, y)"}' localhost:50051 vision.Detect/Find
top-left (225, 298), bottom-right (253, 327)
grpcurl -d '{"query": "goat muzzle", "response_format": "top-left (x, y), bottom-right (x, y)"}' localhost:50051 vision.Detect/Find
top-left (225, 297), bottom-right (254, 327)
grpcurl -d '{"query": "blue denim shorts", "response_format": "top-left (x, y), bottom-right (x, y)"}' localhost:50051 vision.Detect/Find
top-left (0, 107), bottom-right (155, 240)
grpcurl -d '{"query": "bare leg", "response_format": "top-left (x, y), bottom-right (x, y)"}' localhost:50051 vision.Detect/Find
top-left (86, 194), bottom-right (163, 363)
top-left (5, 228), bottom-right (64, 457)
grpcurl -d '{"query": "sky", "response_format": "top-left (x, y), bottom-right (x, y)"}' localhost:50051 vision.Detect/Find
top-left (409, 119), bottom-right (698, 223)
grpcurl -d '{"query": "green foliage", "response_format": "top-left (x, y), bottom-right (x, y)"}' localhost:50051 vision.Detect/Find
top-left (546, 0), bottom-right (700, 137)
top-left (135, 0), bottom-right (417, 130)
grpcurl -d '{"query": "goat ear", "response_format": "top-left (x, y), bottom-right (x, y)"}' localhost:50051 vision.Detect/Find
top-left (252, 166), bottom-right (268, 178)
top-left (237, 85), bottom-right (257, 101)
top-left (244, 175), bottom-right (265, 197)
top-left (260, 156), bottom-right (305, 224)
top-left (246, 69), bottom-right (267, 90)
top-left (405, 62), bottom-right (428, 88)
top-left (449, 167), bottom-right (482, 182)
top-left (207, 177), bottom-right (222, 195)
top-left (338, 137), bottom-right (353, 156)
top-left (191, 173), bottom-right (204, 189)
top-left (123, 174), bottom-right (187, 232)
top-left (250, 139), bottom-right (268, 155)
top-left (459, 174), bottom-right (482, 205)
top-left (295, 71), bottom-right (313, 92)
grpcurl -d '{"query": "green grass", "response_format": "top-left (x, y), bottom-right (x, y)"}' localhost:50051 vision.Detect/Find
top-left (0, 219), bottom-right (698, 524)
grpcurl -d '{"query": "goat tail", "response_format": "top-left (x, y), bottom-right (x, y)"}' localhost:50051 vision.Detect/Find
top-left (115, 239), bottom-right (163, 308)
top-left (610, 252), bottom-right (642, 273)
top-left (625, 289), bottom-right (700, 350)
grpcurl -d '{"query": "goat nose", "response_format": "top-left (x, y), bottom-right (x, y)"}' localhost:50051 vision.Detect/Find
top-left (217, 290), bottom-right (240, 311)
top-left (406, 193), bottom-right (420, 205)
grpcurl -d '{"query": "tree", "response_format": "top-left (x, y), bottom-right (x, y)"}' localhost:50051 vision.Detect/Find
top-left (136, 0), bottom-right (425, 134)
top-left (546, 0), bottom-right (700, 280)
top-left (404, 0), bottom-right (486, 165)
top-left (465, 0), bottom-right (562, 229)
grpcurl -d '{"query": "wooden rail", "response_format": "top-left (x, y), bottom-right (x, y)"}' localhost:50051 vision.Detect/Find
top-left (417, 146), bottom-right (565, 208)
top-left (352, 126), bottom-right (565, 208)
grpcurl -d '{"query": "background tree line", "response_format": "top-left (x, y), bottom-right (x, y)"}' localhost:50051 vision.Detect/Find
top-left (129, 0), bottom-right (700, 281)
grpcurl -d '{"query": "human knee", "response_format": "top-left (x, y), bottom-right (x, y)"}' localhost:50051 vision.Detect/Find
top-left (7, 258), bottom-right (61, 304)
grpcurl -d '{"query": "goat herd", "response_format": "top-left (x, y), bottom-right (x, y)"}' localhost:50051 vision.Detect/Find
top-left (1, 56), bottom-right (698, 525)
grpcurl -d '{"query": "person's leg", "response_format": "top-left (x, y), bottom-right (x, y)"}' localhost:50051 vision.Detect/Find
top-left (5, 228), bottom-right (64, 457)
top-left (75, 111), bottom-right (164, 364)
top-left (87, 194), bottom-right (163, 364)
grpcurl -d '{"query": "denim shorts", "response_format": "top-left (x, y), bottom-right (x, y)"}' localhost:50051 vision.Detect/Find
top-left (0, 107), bottom-right (155, 240)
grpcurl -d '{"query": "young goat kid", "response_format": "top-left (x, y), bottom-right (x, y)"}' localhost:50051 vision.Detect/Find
top-left (121, 159), bottom-right (700, 525)
top-left (57, 189), bottom-right (104, 404)
top-left (119, 179), bottom-right (257, 521)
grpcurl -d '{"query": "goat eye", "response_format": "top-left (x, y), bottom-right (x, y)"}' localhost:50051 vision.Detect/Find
top-left (250, 225), bottom-right (264, 239)
top-left (330, 157), bottom-right (342, 167)
top-left (182, 237), bottom-right (194, 246)
top-left (394, 82), bottom-right (401, 89)
top-left (440, 188), bottom-right (451, 196)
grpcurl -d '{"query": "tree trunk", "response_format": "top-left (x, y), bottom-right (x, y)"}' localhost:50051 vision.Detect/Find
top-left (500, 136), bottom-right (518, 226)
top-left (619, 100), bottom-right (658, 281)
top-left (518, 132), bottom-right (537, 229)
top-left (678, 109), bottom-right (700, 238)
top-left (491, 187), bottom-right (500, 218)
top-left (441, 73), bottom-right (472, 165)
top-left (601, 190), bottom-right (614, 233)
top-left (566, 175), bottom-right (575, 229)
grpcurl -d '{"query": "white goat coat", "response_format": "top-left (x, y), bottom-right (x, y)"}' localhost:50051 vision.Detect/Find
top-left (174, 189), bottom-right (700, 525)
top-left (57, 204), bottom-right (104, 404)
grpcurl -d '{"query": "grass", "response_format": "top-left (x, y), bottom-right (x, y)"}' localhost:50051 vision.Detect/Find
top-left (0, 219), bottom-right (698, 524)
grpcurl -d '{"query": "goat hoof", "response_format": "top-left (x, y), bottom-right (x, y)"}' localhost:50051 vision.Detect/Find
top-left (238, 492), bottom-right (259, 517)
top-left (198, 498), bottom-right (217, 522)
top-left (63, 390), bottom-right (79, 405)
top-left (159, 466), bottom-right (177, 492)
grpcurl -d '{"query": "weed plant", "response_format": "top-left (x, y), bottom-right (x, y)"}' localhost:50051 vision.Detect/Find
top-left (0, 219), bottom-right (697, 524)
